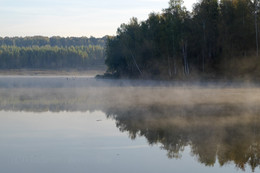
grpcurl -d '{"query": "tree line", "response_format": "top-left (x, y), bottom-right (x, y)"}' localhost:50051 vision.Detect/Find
top-left (0, 36), bottom-right (106, 47)
top-left (0, 36), bottom-right (106, 70)
top-left (105, 0), bottom-right (260, 79)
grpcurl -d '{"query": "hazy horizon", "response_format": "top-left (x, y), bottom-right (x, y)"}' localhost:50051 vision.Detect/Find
top-left (0, 0), bottom-right (196, 38)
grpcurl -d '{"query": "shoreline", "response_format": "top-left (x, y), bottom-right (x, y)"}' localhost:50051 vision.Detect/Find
top-left (0, 69), bottom-right (106, 77)
top-left (0, 69), bottom-right (260, 87)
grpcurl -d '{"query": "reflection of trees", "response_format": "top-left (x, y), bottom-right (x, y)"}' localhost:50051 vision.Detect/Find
top-left (106, 105), bottom-right (260, 172)
top-left (1, 87), bottom-right (260, 171)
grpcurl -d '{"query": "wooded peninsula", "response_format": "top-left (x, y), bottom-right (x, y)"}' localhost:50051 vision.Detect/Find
top-left (105, 0), bottom-right (260, 80)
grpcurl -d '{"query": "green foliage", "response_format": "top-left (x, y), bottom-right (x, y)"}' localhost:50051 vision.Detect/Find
top-left (0, 36), bottom-right (106, 47)
top-left (105, 0), bottom-right (260, 79)
top-left (0, 37), bottom-right (106, 70)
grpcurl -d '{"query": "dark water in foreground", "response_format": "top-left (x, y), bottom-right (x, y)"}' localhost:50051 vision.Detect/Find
top-left (0, 76), bottom-right (260, 173)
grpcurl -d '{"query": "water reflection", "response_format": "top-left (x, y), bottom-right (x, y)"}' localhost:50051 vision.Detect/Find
top-left (1, 86), bottom-right (260, 171)
top-left (107, 104), bottom-right (260, 172)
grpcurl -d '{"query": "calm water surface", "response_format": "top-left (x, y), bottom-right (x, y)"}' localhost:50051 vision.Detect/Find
top-left (0, 76), bottom-right (259, 173)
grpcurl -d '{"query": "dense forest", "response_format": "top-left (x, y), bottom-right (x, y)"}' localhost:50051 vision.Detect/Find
top-left (0, 36), bottom-right (106, 70)
top-left (105, 0), bottom-right (260, 80)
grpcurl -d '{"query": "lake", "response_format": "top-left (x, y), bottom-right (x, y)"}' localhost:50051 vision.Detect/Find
top-left (0, 76), bottom-right (259, 173)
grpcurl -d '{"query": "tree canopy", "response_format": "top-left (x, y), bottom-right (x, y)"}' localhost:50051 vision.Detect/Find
top-left (105, 0), bottom-right (260, 80)
top-left (0, 36), bottom-right (106, 70)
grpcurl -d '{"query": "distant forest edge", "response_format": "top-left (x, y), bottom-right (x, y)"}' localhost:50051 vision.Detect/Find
top-left (0, 36), bottom-right (106, 70)
top-left (104, 0), bottom-right (260, 80)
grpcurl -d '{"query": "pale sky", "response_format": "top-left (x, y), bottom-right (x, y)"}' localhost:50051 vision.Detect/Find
top-left (0, 0), bottom-right (197, 37)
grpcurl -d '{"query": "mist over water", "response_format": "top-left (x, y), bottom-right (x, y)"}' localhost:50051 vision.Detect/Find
top-left (0, 76), bottom-right (260, 172)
